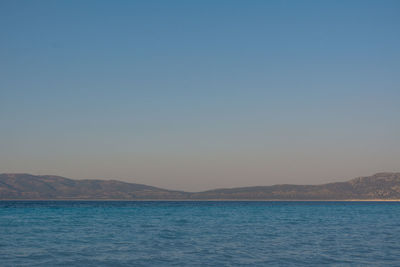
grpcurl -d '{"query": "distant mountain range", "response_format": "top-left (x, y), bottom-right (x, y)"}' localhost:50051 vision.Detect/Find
top-left (1, 172), bottom-right (400, 200)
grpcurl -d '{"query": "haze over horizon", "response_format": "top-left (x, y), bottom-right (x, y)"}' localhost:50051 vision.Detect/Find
top-left (1, 1), bottom-right (399, 191)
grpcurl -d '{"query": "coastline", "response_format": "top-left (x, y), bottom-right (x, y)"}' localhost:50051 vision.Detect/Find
top-left (2, 199), bottom-right (400, 202)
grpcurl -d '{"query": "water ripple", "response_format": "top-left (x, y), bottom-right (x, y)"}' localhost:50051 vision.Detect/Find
top-left (1, 201), bottom-right (400, 266)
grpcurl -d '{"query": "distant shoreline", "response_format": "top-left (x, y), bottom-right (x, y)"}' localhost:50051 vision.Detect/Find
top-left (2, 199), bottom-right (400, 202)
top-left (3, 173), bottom-right (400, 201)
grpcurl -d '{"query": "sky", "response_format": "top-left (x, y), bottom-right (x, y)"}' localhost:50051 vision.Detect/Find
top-left (1, 0), bottom-right (399, 191)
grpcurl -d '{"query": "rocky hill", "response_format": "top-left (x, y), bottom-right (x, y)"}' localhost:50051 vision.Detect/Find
top-left (1, 172), bottom-right (400, 200)
top-left (0, 174), bottom-right (188, 199)
top-left (191, 173), bottom-right (400, 200)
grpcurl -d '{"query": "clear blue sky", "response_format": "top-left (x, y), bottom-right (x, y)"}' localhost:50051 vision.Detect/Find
top-left (1, 0), bottom-right (399, 191)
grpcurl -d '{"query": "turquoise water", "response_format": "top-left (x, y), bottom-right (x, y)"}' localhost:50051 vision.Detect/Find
top-left (1, 201), bottom-right (400, 266)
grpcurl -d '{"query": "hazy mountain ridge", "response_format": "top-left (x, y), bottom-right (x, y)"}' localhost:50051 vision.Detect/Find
top-left (1, 172), bottom-right (400, 200)
top-left (0, 174), bottom-right (188, 199)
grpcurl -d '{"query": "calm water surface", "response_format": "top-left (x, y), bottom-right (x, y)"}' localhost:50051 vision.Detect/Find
top-left (1, 201), bottom-right (400, 266)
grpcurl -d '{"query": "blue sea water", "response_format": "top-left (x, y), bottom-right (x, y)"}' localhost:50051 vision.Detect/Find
top-left (1, 201), bottom-right (400, 266)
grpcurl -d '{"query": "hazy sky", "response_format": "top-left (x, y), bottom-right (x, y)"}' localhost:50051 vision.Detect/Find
top-left (1, 0), bottom-right (399, 191)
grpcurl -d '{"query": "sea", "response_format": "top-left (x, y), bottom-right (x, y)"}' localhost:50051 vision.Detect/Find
top-left (1, 201), bottom-right (400, 266)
